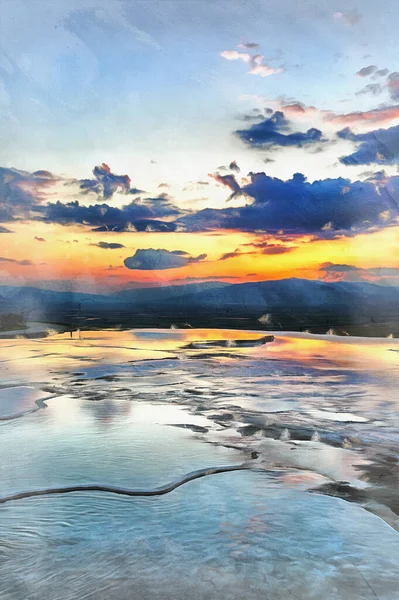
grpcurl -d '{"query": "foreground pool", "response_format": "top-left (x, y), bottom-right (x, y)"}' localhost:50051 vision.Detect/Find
top-left (0, 329), bottom-right (398, 599)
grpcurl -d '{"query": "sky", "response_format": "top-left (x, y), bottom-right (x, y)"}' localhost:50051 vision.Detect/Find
top-left (1, 0), bottom-right (399, 293)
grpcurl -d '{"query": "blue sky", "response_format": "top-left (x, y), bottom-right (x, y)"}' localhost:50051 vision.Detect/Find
top-left (2, 0), bottom-right (399, 193)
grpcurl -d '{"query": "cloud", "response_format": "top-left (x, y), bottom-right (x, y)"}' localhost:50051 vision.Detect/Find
top-left (0, 256), bottom-right (33, 265)
top-left (34, 236), bottom-right (46, 242)
top-left (248, 55), bottom-right (281, 78)
top-left (333, 10), bottom-right (362, 26)
top-left (93, 220), bottom-right (177, 233)
top-left (279, 101), bottom-right (318, 118)
top-left (338, 124), bottom-right (399, 165)
top-left (319, 262), bottom-right (399, 285)
top-left (0, 166), bottom-right (58, 221)
top-left (0, 226), bottom-right (12, 233)
top-left (91, 241), bottom-right (125, 249)
top-left (375, 68), bottom-right (389, 77)
top-left (3, 161), bottom-right (399, 241)
top-left (139, 194), bottom-right (182, 215)
top-left (355, 83), bottom-right (382, 96)
top-left (39, 194), bottom-right (181, 232)
top-left (220, 241), bottom-right (293, 258)
top-left (388, 72), bottom-right (399, 101)
top-left (326, 104), bottom-right (399, 128)
top-left (260, 245), bottom-right (293, 255)
top-left (220, 50), bottom-right (251, 63)
top-left (229, 161), bottom-right (240, 173)
top-left (214, 161), bottom-right (241, 174)
top-left (180, 171), bottom-right (399, 235)
top-left (219, 250), bottom-right (242, 261)
top-left (79, 163), bottom-right (131, 199)
top-left (321, 262), bottom-right (363, 274)
top-left (0, 164), bottom-right (146, 225)
top-left (356, 65), bottom-right (377, 77)
top-left (247, 95), bottom-right (399, 131)
top-left (217, 243), bottom-right (291, 260)
top-left (220, 50), bottom-right (282, 78)
top-left (240, 97), bottom-right (320, 122)
top-left (209, 172), bottom-right (241, 196)
top-left (238, 42), bottom-right (259, 49)
top-left (124, 248), bottom-right (207, 270)
top-left (236, 111), bottom-right (324, 148)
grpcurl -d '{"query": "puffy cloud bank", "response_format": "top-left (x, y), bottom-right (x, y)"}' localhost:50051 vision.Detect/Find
top-left (181, 171), bottom-right (399, 234)
top-left (1, 162), bottom-right (399, 238)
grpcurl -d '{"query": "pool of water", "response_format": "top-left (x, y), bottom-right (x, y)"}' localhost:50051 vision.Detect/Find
top-left (0, 329), bottom-right (398, 599)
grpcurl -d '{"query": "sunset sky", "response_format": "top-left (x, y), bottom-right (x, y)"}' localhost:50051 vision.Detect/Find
top-left (1, 0), bottom-right (399, 293)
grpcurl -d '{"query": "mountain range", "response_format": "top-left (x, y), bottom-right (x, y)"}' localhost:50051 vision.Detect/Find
top-left (0, 279), bottom-right (398, 335)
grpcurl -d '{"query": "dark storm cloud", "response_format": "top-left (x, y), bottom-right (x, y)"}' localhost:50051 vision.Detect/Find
top-left (236, 111), bottom-right (324, 148)
top-left (91, 241), bottom-right (126, 249)
top-left (79, 163), bottom-right (131, 199)
top-left (338, 124), bottom-right (399, 165)
top-left (180, 171), bottom-right (399, 235)
top-left (124, 248), bottom-right (207, 270)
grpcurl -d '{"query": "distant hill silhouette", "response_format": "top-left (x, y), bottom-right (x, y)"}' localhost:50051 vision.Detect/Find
top-left (0, 279), bottom-right (398, 336)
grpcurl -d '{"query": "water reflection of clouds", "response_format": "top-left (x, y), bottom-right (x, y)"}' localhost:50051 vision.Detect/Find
top-left (83, 398), bottom-right (132, 424)
top-left (1, 329), bottom-right (398, 455)
top-left (1, 329), bottom-right (399, 598)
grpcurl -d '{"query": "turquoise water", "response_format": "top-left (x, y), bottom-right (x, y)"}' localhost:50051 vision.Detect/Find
top-left (0, 329), bottom-right (398, 599)
top-left (1, 473), bottom-right (399, 600)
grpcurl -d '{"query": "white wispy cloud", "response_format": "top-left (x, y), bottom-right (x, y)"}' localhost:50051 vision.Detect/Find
top-left (220, 49), bottom-right (282, 78)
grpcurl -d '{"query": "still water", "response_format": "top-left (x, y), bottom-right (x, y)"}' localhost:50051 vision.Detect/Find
top-left (0, 329), bottom-right (398, 599)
